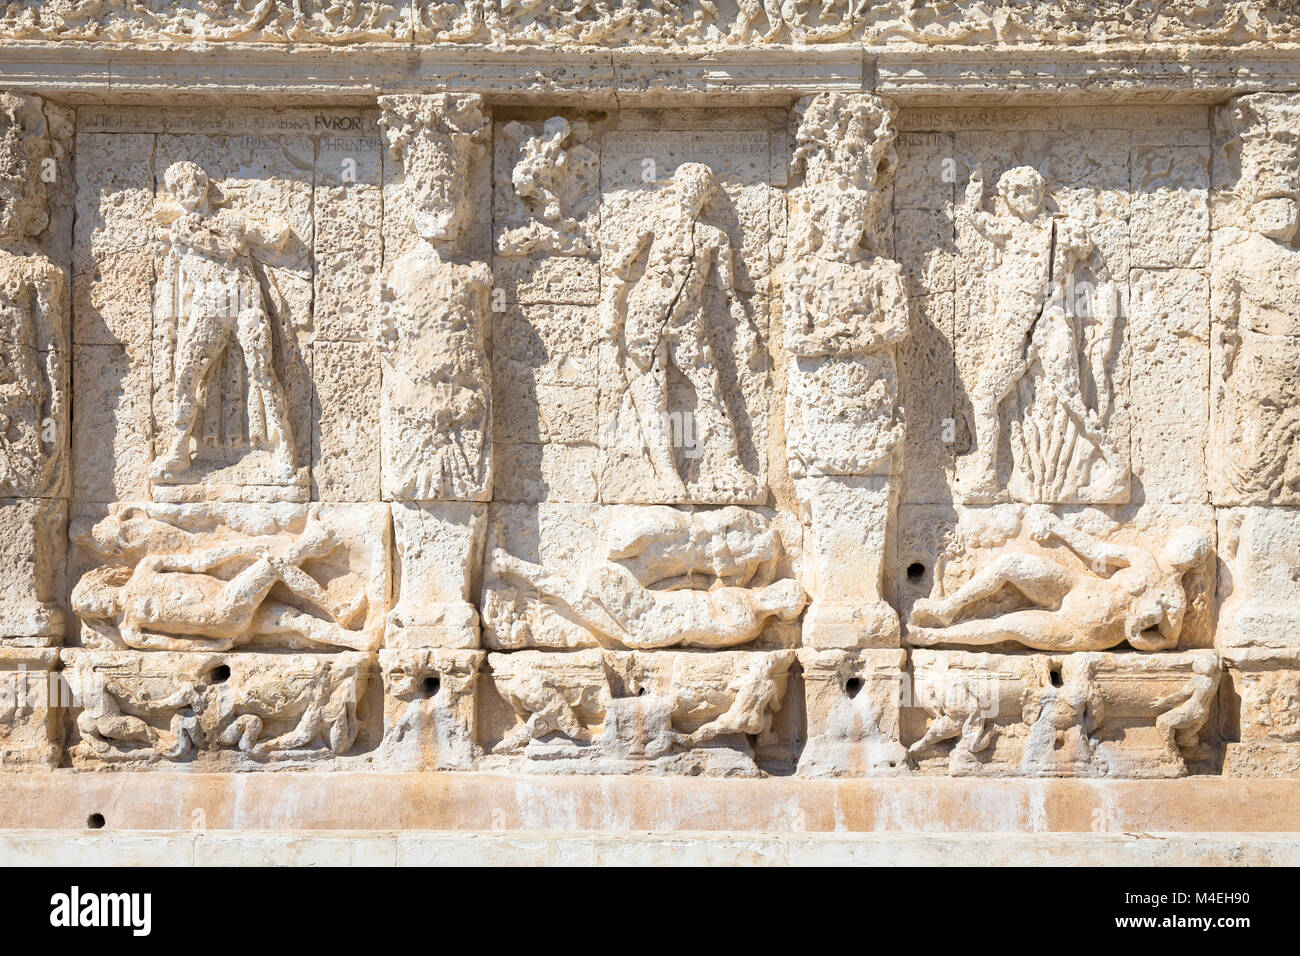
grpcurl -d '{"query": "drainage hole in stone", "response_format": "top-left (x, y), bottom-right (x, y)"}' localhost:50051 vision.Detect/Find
top-left (87, 813), bottom-right (105, 830)
top-left (209, 664), bottom-right (231, 684)
top-left (906, 562), bottom-right (926, 581)
top-left (421, 676), bottom-right (441, 697)
top-left (1050, 669), bottom-right (1063, 687)
top-left (845, 677), bottom-right (863, 698)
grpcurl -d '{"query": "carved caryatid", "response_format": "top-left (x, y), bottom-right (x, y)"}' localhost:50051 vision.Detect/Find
top-left (786, 93), bottom-right (907, 477)
top-left (1212, 93), bottom-right (1300, 504)
top-left (378, 93), bottom-right (492, 502)
top-left (955, 161), bottom-right (1127, 505)
top-left (784, 92), bottom-right (908, 648)
top-left (0, 91), bottom-right (66, 499)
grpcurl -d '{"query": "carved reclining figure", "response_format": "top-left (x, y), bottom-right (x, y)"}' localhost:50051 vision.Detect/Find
top-left (71, 510), bottom-right (371, 652)
top-left (488, 506), bottom-right (806, 649)
top-left (909, 508), bottom-right (1211, 652)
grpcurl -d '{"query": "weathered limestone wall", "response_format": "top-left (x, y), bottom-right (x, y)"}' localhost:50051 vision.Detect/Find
top-left (2, 2), bottom-right (1300, 833)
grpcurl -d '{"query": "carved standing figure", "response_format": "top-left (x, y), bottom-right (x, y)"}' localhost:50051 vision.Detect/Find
top-left (957, 162), bottom-right (1125, 503)
top-left (1210, 93), bottom-right (1300, 505)
top-left (782, 92), bottom-right (908, 647)
top-left (151, 160), bottom-right (295, 481)
top-left (602, 162), bottom-right (755, 495)
top-left (909, 508), bottom-right (1211, 651)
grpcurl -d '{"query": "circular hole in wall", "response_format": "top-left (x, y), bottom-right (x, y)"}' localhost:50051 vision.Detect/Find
top-left (1050, 669), bottom-right (1063, 688)
top-left (87, 813), bottom-right (106, 830)
top-left (209, 664), bottom-right (231, 684)
top-left (420, 676), bottom-right (441, 698)
top-left (845, 677), bottom-right (864, 699)
top-left (906, 562), bottom-right (926, 582)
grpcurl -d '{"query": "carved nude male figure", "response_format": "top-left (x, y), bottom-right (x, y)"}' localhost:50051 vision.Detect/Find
top-left (489, 506), bottom-right (806, 649)
top-left (72, 517), bottom-right (368, 652)
top-left (909, 507), bottom-right (1211, 651)
top-left (958, 163), bottom-right (1102, 499)
top-left (152, 160), bottom-right (295, 481)
top-left (603, 162), bottom-right (753, 493)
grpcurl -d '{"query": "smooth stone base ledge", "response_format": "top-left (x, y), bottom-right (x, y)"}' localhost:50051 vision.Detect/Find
top-left (4, 830), bottom-right (1300, 866)
top-left (2, 773), bottom-right (1299, 834)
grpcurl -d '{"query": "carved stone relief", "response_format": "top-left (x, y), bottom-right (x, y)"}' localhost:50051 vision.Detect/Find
top-left (0, 78), bottom-right (1295, 787)
top-left (1, 2), bottom-right (1295, 47)
top-left (379, 94), bottom-right (493, 503)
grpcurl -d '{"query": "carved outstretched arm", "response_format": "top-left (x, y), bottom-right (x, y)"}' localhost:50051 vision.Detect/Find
top-left (1029, 509), bottom-right (1128, 569)
top-left (607, 228), bottom-right (653, 282)
top-left (240, 212), bottom-right (292, 251)
top-left (142, 543), bottom-right (265, 575)
top-left (958, 166), bottom-right (1009, 245)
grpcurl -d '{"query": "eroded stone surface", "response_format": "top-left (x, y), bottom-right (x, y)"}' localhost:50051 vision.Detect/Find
top-left (0, 72), bottom-right (1296, 793)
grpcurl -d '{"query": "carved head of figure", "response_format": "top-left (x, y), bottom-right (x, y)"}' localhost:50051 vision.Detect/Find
top-left (70, 565), bottom-right (132, 622)
top-left (0, 92), bottom-right (54, 241)
top-left (997, 166), bottom-right (1047, 221)
top-left (380, 93), bottom-right (488, 246)
top-left (1162, 525), bottom-right (1213, 573)
top-left (163, 161), bottom-right (215, 214)
top-left (1249, 196), bottom-right (1299, 243)
top-left (790, 93), bottom-right (897, 260)
top-left (792, 93), bottom-right (897, 194)
top-left (671, 162), bottom-right (719, 218)
top-left (1217, 94), bottom-right (1300, 240)
top-left (73, 508), bottom-right (192, 562)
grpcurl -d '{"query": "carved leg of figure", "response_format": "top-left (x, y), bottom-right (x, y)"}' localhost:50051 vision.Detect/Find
top-left (911, 553), bottom-right (1074, 627)
top-left (219, 713), bottom-right (264, 752)
top-left (1158, 698), bottom-right (1209, 753)
top-left (908, 712), bottom-right (961, 762)
top-left (669, 326), bottom-right (745, 485)
top-left (525, 699), bottom-right (590, 743)
top-left (251, 702), bottom-right (324, 754)
top-left (964, 315), bottom-right (1037, 499)
top-left (909, 609), bottom-right (1086, 651)
top-left (251, 603), bottom-right (376, 650)
top-left (957, 710), bottom-right (996, 756)
top-left (152, 318), bottom-right (225, 479)
top-left (161, 712), bottom-right (199, 759)
top-left (488, 548), bottom-right (625, 639)
top-left (79, 708), bottom-right (156, 753)
top-left (206, 559), bottom-right (290, 636)
top-left (236, 306), bottom-right (296, 478)
top-left (675, 662), bottom-right (777, 747)
top-left (267, 558), bottom-right (366, 628)
top-left (624, 348), bottom-right (687, 495)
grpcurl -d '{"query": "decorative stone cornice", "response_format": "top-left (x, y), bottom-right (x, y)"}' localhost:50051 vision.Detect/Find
top-left (0, 1), bottom-right (1296, 49)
